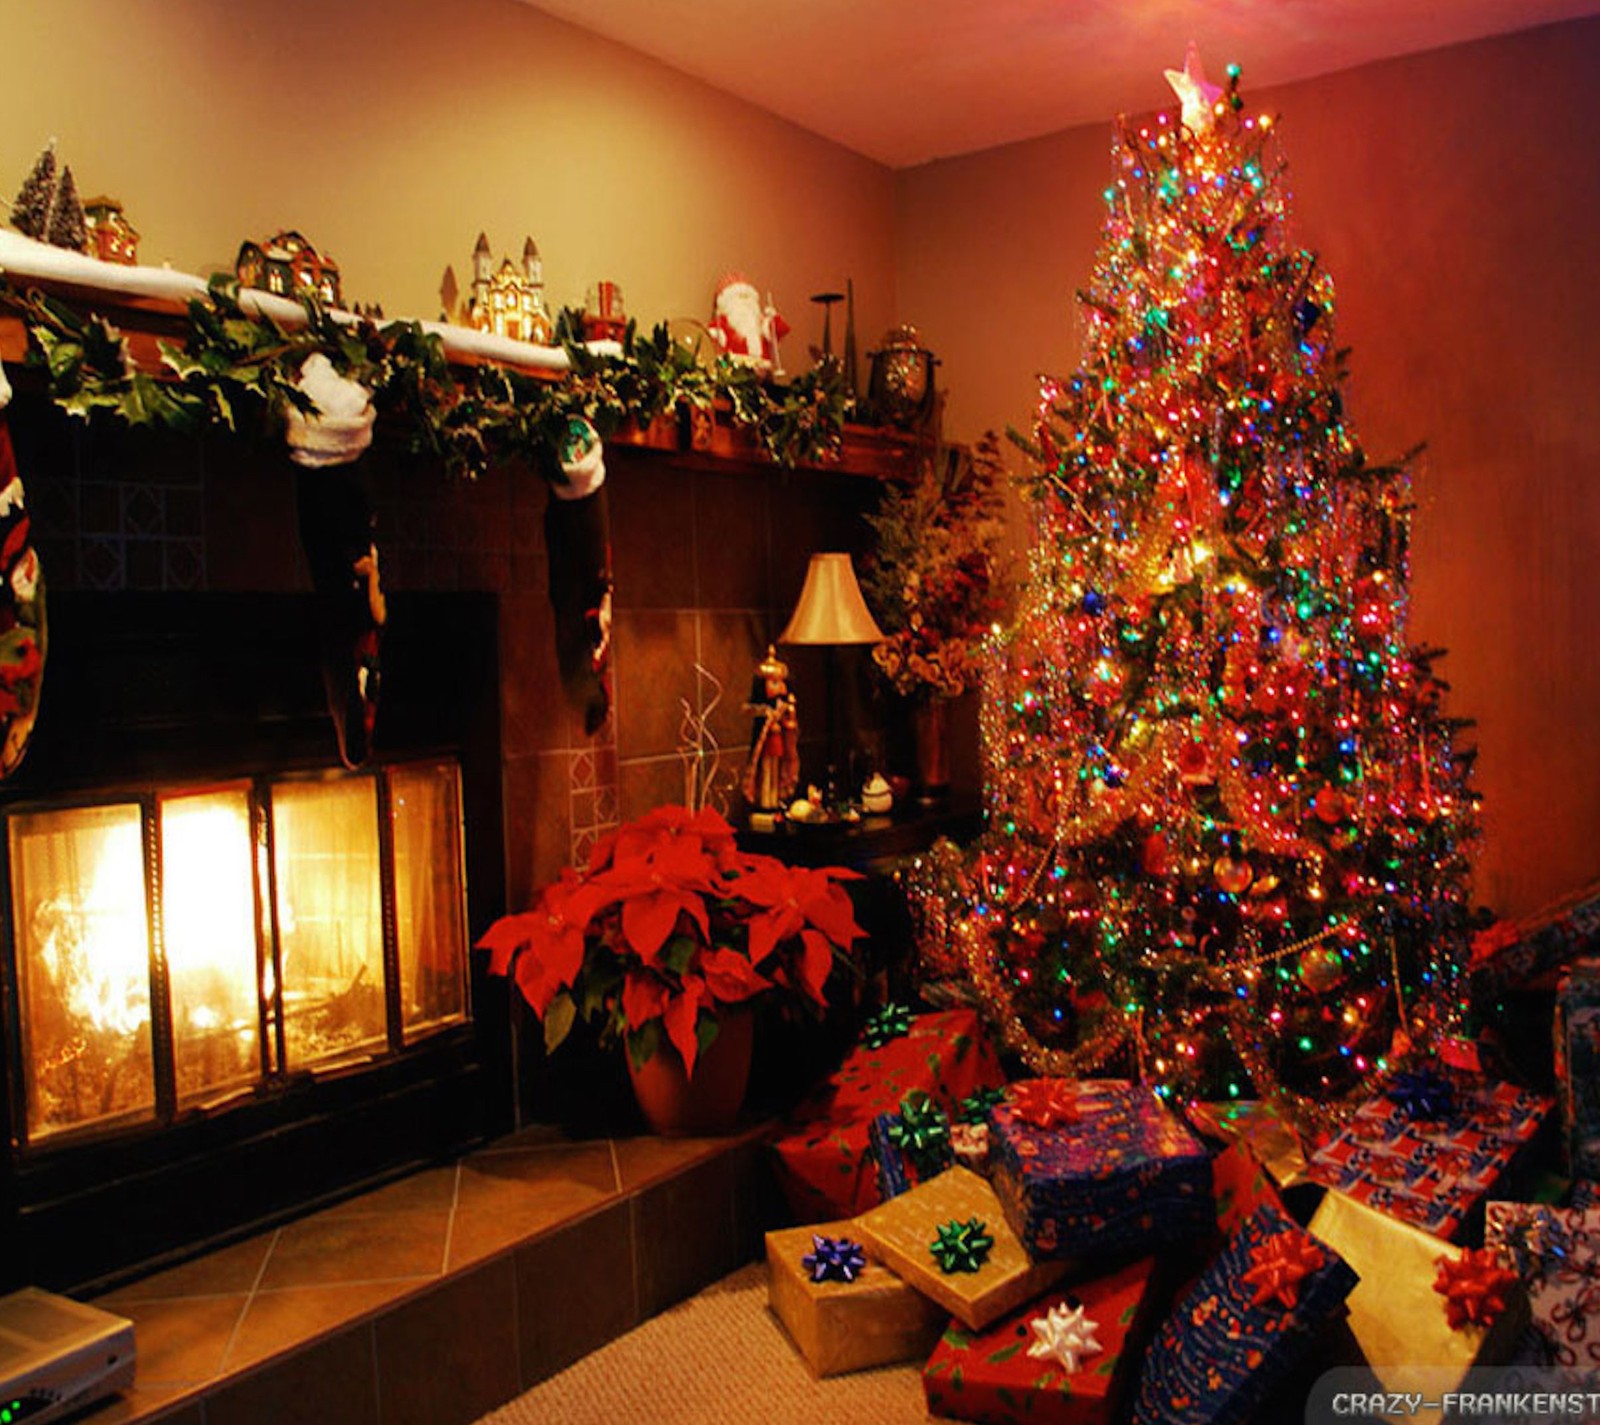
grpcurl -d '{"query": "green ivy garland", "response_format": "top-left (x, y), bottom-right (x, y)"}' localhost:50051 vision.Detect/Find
top-left (0, 274), bottom-right (850, 478)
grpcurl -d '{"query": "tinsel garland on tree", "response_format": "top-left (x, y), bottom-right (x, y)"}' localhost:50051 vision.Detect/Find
top-left (908, 52), bottom-right (1479, 1126)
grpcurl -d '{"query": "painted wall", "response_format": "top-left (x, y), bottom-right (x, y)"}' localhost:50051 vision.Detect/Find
top-left (0, 0), bottom-right (895, 351)
top-left (895, 19), bottom-right (1600, 918)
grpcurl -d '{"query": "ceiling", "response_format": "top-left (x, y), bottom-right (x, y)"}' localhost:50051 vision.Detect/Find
top-left (522, 0), bottom-right (1600, 167)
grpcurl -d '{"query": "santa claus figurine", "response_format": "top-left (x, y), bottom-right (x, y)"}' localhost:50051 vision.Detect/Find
top-left (708, 274), bottom-right (789, 374)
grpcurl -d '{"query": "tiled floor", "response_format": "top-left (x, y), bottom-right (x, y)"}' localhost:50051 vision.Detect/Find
top-left (80, 1125), bottom-right (777, 1425)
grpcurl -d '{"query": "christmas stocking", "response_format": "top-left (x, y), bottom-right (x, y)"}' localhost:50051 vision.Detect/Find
top-left (287, 355), bottom-right (382, 768)
top-left (296, 467), bottom-right (384, 769)
top-left (0, 361), bottom-right (46, 777)
top-left (543, 417), bottom-right (612, 736)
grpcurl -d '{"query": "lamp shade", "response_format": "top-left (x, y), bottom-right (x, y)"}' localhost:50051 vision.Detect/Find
top-left (779, 553), bottom-right (884, 646)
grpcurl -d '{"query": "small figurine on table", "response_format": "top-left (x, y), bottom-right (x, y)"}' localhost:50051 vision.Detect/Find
top-left (743, 645), bottom-right (800, 829)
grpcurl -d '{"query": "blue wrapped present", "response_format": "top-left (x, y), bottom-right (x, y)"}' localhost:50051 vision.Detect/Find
top-left (1133, 1202), bottom-right (1358, 1425)
top-left (988, 1079), bottom-right (1212, 1261)
top-left (868, 1091), bottom-right (954, 1201)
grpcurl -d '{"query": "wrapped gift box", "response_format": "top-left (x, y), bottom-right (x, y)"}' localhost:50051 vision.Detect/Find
top-left (867, 1090), bottom-right (954, 1202)
top-left (771, 1008), bottom-right (1004, 1221)
top-left (922, 1256), bottom-right (1160, 1425)
top-left (855, 1165), bottom-right (1070, 1330)
top-left (1133, 1202), bottom-right (1358, 1425)
top-left (765, 1219), bottom-right (948, 1377)
top-left (1556, 961), bottom-right (1600, 1179)
top-left (1186, 1099), bottom-right (1309, 1188)
top-left (1485, 1199), bottom-right (1600, 1370)
top-left (1304, 1070), bottom-right (1552, 1241)
top-left (1210, 1140), bottom-right (1285, 1238)
top-left (988, 1080), bottom-right (1213, 1260)
top-left (1308, 1188), bottom-right (1529, 1399)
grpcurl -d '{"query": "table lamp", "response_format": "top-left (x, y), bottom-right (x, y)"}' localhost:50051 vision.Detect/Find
top-left (779, 552), bottom-right (884, 811)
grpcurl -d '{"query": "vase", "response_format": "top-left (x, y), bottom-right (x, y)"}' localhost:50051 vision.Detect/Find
top-left (626, 1008), bottom-right (754, 1137)
top-left (912, 697), bottom-right (951, 802)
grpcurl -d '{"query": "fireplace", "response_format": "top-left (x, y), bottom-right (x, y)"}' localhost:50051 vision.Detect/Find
top-left (0, 589), bottom-right (508, 1292)
top-left (8, 758), bottom-right (467, 1145)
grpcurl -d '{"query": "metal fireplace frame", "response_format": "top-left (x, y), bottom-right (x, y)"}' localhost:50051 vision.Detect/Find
top-left (0, 589), bottom-right (509, 1292)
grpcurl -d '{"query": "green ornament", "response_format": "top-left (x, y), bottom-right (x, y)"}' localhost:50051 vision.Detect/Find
top-left (862, 1001), bottom-right (914, 1049)
top-left (930, 1216), bottom-right (995, 1274)
top-left (886, 1091), bottom-right (950, 1175)
top-left (956, 1086), bottom-right (1005, 1125)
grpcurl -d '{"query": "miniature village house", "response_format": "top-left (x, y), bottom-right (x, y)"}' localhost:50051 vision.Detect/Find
top-left (82, 197), bottom-right (138, 265)
top-left (235, 229), bottom-right (343, 307)
top-left (465, 232), bottom-right (553, 344)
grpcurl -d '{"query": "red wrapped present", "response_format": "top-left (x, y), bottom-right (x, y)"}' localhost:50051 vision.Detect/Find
top-left (771, 1007), bottom-right (1005, 1220)
top-left (922, 1256), bottom-right (1160, 1425)
top-left (1304, 1067), bottom-right (1552, 1241)
top-left (1210, 1140), bottom-right (1285, 1238)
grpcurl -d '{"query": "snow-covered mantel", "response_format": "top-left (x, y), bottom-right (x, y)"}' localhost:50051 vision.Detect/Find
top-left (0, 228), bottom-right (621, 373)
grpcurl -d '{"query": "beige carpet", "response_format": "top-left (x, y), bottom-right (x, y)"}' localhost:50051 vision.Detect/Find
top-left (475, 1262), bottom-right (931, 1424)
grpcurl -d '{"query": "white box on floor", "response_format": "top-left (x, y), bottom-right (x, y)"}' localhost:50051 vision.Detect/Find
top-left (0, 1287), bottom-right (136, 1423)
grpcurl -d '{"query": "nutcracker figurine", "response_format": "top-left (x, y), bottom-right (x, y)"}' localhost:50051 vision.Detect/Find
top-left (743, 645), bottom-right (800, 826)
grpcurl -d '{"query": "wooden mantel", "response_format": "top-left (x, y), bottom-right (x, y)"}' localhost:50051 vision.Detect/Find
top-left (0, 277), bottom-right (923, 482)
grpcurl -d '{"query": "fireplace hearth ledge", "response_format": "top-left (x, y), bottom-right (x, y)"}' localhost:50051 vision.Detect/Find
top-left (75, 1121), bottom-right (781, 1425)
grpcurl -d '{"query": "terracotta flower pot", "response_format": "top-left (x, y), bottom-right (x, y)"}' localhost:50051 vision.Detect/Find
top-left (626, 1008), bottom-right (754, 1137)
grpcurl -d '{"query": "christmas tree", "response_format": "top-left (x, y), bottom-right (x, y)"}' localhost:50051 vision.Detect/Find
top-left (9, 141), bottom-right (57, 240)
top-left (46, 164), bottom-right (86, 252)
top-left (915, 49), bottom-right (1478, 1123)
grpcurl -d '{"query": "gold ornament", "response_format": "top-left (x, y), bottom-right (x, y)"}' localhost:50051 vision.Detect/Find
top-left (1297, 946), bottom-right (1345, 994)
top-left (1213, 855), bottom-right (1253, 895)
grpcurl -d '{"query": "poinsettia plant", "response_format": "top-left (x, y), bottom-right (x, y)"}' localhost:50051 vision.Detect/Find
top-left (478, 805), bottom-right (865, 1076)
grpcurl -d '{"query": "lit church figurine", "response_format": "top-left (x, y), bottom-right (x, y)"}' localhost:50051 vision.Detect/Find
top-left (465, 233), bottom-right (554, 346)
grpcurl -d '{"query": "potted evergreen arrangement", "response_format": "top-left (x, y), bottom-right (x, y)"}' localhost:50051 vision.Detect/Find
top-left (479, 805), bottom-right (864, 1134)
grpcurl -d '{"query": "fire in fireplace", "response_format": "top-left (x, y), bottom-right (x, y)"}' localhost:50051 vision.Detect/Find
top-left (7, 760), bottom-right (467, 1148)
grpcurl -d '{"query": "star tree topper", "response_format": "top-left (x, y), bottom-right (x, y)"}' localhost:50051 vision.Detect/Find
top-left (1164, 42), bottom-right (1223, 135)
top-left (1027, 1301), bottom-right (1103, 1373)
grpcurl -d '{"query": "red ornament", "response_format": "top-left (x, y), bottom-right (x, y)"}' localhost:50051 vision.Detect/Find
top-left (1009, 1078), bottom-right (1080, 1129)
top-left (1432, 1249), bottom-right (1518, 1331)
top-left (1312, 786), bottom-right (1349, 825)
top-left (1177, 738), bottom-right (1214, 784)
top-left (1141, 831), bottom-right (1175, 877)
top-left (1241, 1230), bottom-right (1325, 1308)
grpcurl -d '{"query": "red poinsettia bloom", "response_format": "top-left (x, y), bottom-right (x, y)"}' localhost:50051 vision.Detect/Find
top-left (590, 804), bottom-right (742, 875)
top-left (731, 859), bottom-right (864, 1006)
top-left (479, 806), bottom-right (865, 1080)
top-left (595, 835), bottom-right (724, 963)
top-left (477, 871), bottom-right (606, 1015)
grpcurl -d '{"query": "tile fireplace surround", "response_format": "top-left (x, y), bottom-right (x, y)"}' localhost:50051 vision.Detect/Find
top-left (77, 1124), bottom-right (778, 1425)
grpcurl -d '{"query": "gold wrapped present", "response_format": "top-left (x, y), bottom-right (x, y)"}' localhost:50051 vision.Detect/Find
top-left (855, 1166), bottom-right (1070, 1330)
top-left (766, 1220), bottom-right (947, 1377)
top-left (1308, 1189), bottom-right (1529, 1398)
top-left (1186, 1099), bottom-right (1309, 1187)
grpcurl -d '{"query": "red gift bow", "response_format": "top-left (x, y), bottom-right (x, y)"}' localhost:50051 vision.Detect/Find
top-left (1009, 1078), bottom-right (1079, 1129)
top-left (1434, 1249), bottom-right (1519, 1331)
top-left (1241, 1231), bottom-right (1325, 1309)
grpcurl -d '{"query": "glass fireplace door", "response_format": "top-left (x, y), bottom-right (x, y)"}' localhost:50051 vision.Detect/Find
top-left (8, 803), bottom-right (155, 1141)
